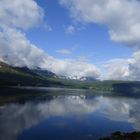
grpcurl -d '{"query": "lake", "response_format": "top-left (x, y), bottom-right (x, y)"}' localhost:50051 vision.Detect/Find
top-left (0, 87), bottom-right (139, 140)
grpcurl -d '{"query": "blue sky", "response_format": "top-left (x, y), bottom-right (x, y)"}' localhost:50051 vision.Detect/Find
top-left (27, 0), bottom-right (132, 66)
top-left (1, 0), bottom-right (140, 80)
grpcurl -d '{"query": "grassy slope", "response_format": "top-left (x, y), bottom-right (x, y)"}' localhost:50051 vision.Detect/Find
top-left (45, 78), bottom-right (139, 93)
top-left (0, 62), bottom-right (64, 87)
top-left (1, 61), bottom-right (140, 95)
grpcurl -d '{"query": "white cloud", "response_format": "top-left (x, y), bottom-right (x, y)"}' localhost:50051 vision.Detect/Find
top-left (47, 59), bottom-right (100, 78)
top-left (59, 0), bottom-right (140, 48)
top-left (101, 59), bottom-right (130, 80)
top-left (0, 27), bottom-right (49, 68)
top-left (65, 25), bottom-right (75, 34)
top-left (56, 49), bottom-right (72, 54)
top-left (0, 95), bottom-right (100, 140)
top-left (1, 0), bottom-right (140, 80)
top-left (102, 97), bottom-right (140, 130)
top-left (0, 0), bottom-right (100, 79)
top-left (1, 95), bottom-right (140, 140)
top-left (128, 51), bottom-right (140, 80)
top-left (101, 51), bottom-right (140, 81)
top-left (0, 0), bottom-right (44, 29)
top-left (0, 27), bottom-right (100, 79)
top-left (60, 0), bottom-right (140, 80)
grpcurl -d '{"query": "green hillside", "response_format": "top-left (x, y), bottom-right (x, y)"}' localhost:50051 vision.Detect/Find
top-left (1, 61), bottom-right (140, 95)
top-left (0, 61), bottom-right (64, 87)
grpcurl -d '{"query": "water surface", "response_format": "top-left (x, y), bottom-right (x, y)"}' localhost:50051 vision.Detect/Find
top-left (0, 87), bottom-right (139, 140)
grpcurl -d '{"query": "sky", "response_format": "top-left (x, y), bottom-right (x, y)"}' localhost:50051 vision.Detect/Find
top-left (0, 0), bottom-right (140, 80)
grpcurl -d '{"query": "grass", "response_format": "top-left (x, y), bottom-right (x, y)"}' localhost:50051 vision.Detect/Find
top-left (1, 61), bottom-right (140, 95)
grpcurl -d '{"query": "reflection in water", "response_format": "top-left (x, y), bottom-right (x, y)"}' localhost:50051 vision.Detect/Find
top-left (102, 97), bottom-right (140, 130)
top-left (0, 95), bottom-right (100, 140)
top-left (0, 94), bottom-right (140, 140)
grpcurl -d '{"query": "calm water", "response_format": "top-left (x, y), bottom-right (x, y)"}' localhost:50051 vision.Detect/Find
top-left (0, 87), bottom-right (140, 140)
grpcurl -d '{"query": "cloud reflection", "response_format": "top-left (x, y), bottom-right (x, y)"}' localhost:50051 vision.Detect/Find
top-left (0, 95), bottom-right (140, 140)
top-left (0, 96), bottom-right (100, 140)
top-left (101, 97), bottom-right (140, 130)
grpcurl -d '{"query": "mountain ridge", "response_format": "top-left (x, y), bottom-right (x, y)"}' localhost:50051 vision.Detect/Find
top-left (1, 61), bottom-right (140, 96)
top-left (0, 61), bottom-right (64, 87)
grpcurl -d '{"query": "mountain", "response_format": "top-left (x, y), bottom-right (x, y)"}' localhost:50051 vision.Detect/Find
top-left (59, 75), bottom-right (97, 81)
top-left (0, 61), bottom-right (56, 78)
top-left (0, 62), bottom-right (95, 81)
top-left (32, 67), bottom-right (57, 78)
top-left (0, 61), bottom-right (96, 88)
top-left (1, 61), bottom-right (140, 95)
top-left (0, 61), bottom-right (63, 87)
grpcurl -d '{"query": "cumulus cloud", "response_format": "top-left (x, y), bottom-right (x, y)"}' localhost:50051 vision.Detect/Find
top-left (102, 59), bottom-right (130, 80)
top-left (0, 0), bottom-right (100, 79)
top-left (0, 0), bottom-right (46, 68)
top-left (59, 0), bottom-right (140, 47)
top-left (0, 27), bottom-right (48, 68)
top-left (0, 27), bottom-right (100, 78)
top-left (101, 51), bottom-right (140, 81)
top-left (126, 51), bottom-right (140, 80)
top-left (41, 58), bottom-right (100, 78)
top-left (0, 0), bottom-right (44, 29)
top-left (59, 0), bottom-right (140, 80)
top-left (65, 25), bottom-right (75, 34)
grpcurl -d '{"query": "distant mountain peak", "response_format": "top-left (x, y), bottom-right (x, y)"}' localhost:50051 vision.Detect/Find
top-left (0, 61), bottom-right (57, 78)
top-left (58, 75), bottom-right (97, 81)
top-left (32, 68), bottom-right (57, 78)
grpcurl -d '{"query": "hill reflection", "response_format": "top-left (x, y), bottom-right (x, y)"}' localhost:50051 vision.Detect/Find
top-left (0, 90), bottom-right (140, 140)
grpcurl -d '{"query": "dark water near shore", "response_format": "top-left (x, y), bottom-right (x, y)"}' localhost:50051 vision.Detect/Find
top-left (0, 87), bottom-right (139, 140)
